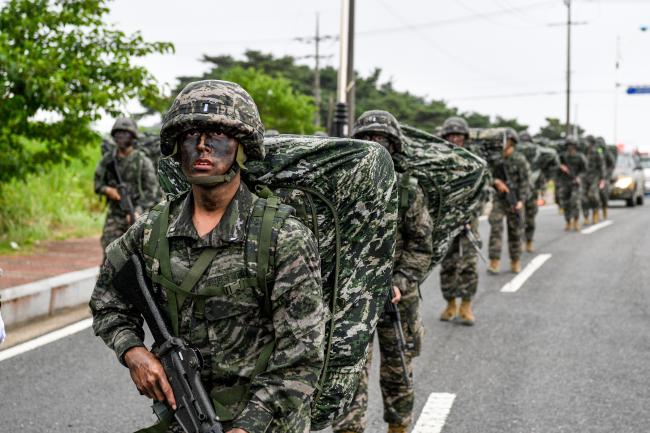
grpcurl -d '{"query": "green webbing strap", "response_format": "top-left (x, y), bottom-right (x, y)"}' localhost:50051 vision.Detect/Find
top-left (257, 197), bottom-right (279, 317)
top-left (399, 174), bottom-right (411, 209)
top-left (210, 339), bottom-right (276, 421)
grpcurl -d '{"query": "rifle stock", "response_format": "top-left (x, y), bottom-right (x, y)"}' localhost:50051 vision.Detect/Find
top-left (383, 287), bottom-right (412, 387)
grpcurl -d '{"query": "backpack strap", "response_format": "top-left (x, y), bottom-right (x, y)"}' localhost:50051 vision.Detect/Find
top-left (399, 174), bottom-right (418, 210)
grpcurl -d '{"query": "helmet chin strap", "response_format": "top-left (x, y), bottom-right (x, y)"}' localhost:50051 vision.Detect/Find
top-left (186, 162), bottom-right (239, 186)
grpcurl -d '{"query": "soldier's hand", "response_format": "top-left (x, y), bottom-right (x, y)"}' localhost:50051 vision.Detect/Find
top-left (560, 164), bottom-right (569, 174)
top-left (227, 429), bottom-right (250, 433)
top-left (124, 346), bottom-right (176, 410)
top-left (391, 286), bottom-right (402, 304)
top-left (104, 186), bottom-right (121, 202)
top-left (515, 201), bottom-right (524, 210)
top-left (494, 179), bottom-right (510, 194)
top-left (599, 179), bottom-right (606, 189)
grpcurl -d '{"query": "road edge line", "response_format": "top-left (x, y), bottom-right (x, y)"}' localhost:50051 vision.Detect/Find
top-left (412, 392), bottom-right (456, 433)
top-left (501, 254), bottom-right (552, 293)
top-left (0, 317), bottom-right (93, 362)
top-left (581, 220), bottom-right (613, 235)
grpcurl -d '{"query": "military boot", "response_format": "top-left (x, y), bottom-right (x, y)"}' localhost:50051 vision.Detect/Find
top-left (525, 240), bottom-right (534, 253)
top-left (440, 298), bottom-right (457, 322)
top-left (458, 299), bottom-right (475, 326)
top-left (602, 207), bottom-right (608, 220)
top-left (592, 210), bottom-right (599, 225)
top-left (583, 215), bottom-right (590, 226)
top-left (387, 425), bottom-right (409, 433)
top-left (487, 259), bottom-right (500, 274)
top-left (511, 259), bottom-right (521, 273)
top-left (564, 220), bottom-right (571, 231)
top-left (573, 218), bottom-right (581, 232)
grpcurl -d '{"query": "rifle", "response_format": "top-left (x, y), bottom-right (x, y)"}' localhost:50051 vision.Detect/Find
top-left (496, 160), bottom-right (521, 225)
top-left (110, 153), bottom-right (137, 223)
top-left (559, 155), bottom-right (580, 185)
top-left (460, 223), bottom-right (487, 264)
top-left (383, 286), bottom-right (412, 387)
top-left (113, 254), bottom-right (223, 433)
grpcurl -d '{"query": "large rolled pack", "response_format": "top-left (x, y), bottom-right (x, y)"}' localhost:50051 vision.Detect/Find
top-left (394, 124), bottom-right (488, 268)
top-left (159, 135), bottom-right (397, 430)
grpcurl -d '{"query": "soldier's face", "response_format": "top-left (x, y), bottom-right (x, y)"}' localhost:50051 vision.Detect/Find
top-left (113, 131), bottom-right (135, 150)
top-left (445, 133), bottom-right (465, 147)
top-left (179, 129), bottom-right (238, 178)
top-left (359, 134), bottom-right (395, 154)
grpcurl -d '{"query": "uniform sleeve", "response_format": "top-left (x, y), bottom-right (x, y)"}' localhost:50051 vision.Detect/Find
top-left (393, 185), bottom-right (434, 291)
top-left (517, 156), bottom-right (531, 202)
top-left (135, 156), bottom-right (161, 214)
top-left (89, 213), bottom-right (149, 364)
top-left (233, 218), bottom-right (326, 433)
top-left (94, 155), bottom-right (111, 195)
top-left (597, 152), bottom-right (606, 180)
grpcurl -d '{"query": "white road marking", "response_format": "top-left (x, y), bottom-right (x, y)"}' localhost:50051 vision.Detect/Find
top-left (501, 254), bottom-right (552, 293)
top-left (479, 215), bottom-right (487, 222)
top-left (0, 318), bottom-right (93, 362)
top-left (581, 220), bottom-right (613, 234)
top-left (412, 392), bottom-right (456, 433)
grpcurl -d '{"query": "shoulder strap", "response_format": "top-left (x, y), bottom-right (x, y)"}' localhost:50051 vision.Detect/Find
top-left (399, 174), bottom-right (418, 210)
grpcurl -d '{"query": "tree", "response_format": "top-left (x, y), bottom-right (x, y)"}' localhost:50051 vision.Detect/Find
top-left (0, 0), bottom-right (173, 183)
top-left (220, 67), bottom-right (316, 134)
top-left (537, 117), bottom-right (584, 140)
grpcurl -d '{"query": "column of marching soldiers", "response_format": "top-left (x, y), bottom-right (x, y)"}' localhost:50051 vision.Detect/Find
top-left (91, 79), bottom-right (617, 433)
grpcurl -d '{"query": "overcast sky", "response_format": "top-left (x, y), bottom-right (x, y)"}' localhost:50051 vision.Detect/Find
top-left (103, 0), bottom-right (650, 151)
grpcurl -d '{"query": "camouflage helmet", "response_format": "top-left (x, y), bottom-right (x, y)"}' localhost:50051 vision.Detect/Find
top-left (518, 130), bottom-right (532, 142)
top-left (160, 80), bottom-right (265, 159)
top-left (584, 135), bottom-right (596, 145)
top-left (565, 135), bottom-right (578, 147)
top-left (351, 110), bottom-right (403, 152)
top-left (504, 128), bottom-right (519, 144)
top-left (111, 116), bottom-right (138, 138)
top-left (595, 136), bottom-right (607, 147)
top-left (440, 117), bottom-right (469, 138)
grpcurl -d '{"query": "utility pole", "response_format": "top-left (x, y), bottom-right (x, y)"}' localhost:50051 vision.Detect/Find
top-left (333, 0), bottom-right (354, 137)
top-left (613, 35), bottom-right (621, 145)
top-left (295, 14), bottom-right (335, 128)
top-left (346, 0), bottom-right (356, 130)
top-left (565, 0), bottom-right (572, 137)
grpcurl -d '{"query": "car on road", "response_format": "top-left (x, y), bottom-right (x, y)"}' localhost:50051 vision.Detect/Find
top-left (609, 152), bottom-right (645, 207)
top-left (640, 154), bottom-right (650, 194)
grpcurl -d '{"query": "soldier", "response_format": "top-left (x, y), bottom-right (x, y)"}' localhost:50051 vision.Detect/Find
top-left (333, 110), bottom-right (433, 433)
top-left (94, 117), bottom-right (160, 251)
top-left (487, 129), bottom-right (530, 274)
top-left (581, 136), bottom-right (606, 225)
top-left (557, 137), bottom-right (587, 231)
top-left (517, 131), bottom-right (540, 253)
top-left (90, 80), bottom-right (327, 433)
top-left (438, 117), bottom-right (481, 325)
top-left (598, 137), bottom-right (617, 219)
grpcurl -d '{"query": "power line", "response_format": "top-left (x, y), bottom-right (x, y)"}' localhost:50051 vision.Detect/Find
top-left (444, 88), bottom-right (613, 101)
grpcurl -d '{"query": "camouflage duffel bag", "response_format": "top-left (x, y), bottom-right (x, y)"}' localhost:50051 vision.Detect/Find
top-left (159, 134), bottom-right (398, 430)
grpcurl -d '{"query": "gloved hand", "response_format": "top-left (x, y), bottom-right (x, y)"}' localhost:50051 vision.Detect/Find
top-left (0, 310), bottom-right (6, 344)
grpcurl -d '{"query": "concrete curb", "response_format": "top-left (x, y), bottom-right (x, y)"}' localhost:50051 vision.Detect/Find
top-left (0, 267), bottom-right (99, 327)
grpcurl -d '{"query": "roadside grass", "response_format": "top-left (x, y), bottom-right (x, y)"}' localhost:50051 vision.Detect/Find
top-left (0, 145), bottom-right (106, 254)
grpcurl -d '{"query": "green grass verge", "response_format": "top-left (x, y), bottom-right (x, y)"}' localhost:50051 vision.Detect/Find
top-left (0, 145), bottom-right (106, 254)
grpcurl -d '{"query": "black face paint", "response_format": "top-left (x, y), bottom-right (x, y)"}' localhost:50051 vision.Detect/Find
top-left (113, 130), bottom-right (134, 150)
top-left (179, 129), bottom-right (238, 178)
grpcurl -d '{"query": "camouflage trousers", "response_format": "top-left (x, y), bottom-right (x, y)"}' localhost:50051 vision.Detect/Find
top-left (524, 193), bottom-right (539, 243)
top-left (599, 181), bottom-right (610, 210)
top-left (332, 292), bottom-right (422, 433)
top-left (558, 181), bottom-right (582, 221)
top-left (100, 211), bottom-right (129, 251)
top-left (581, 178), bottom-right (601, 217)
top-left (440, 217), bottom-right (479, 300)
top-left (488, 198), bottom-right (524, 262)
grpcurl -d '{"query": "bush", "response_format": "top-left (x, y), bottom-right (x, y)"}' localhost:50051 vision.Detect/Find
top-left (0, 144), bottom-right (105, 252)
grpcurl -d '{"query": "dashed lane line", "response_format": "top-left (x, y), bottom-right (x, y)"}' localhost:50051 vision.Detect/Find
top-left (581, 220), bottom-right (613, 235)
top-left (500, 254), bottom-right (552, 293)
top-left (412, 393), bottom-right (456, 433)
top-left (0, 318), bottom-right (93, 362)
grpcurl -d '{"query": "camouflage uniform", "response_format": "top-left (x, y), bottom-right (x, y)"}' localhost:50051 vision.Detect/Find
top-left (558, 147), bottom-right (588, 223)
top-left (333, 111), bottom-right (433, 433)
top-left (488, 150), bottom-right (530, 262)
top-left (516, 134), bottom-right (540, 244)
top-left (599, 140), bottom-right (617, 215)
top-left (94, 147), bottom-right (160, 250)
top-left (90, 80), bottom-right (327, 433)
top-left (581, 138), bottom-right (606, 220)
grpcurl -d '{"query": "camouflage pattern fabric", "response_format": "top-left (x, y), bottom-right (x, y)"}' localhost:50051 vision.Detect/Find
top-left (487, 151), bottom-right (530, 262)
top-left (440, 215), bottom-right (479, 300)
top-left (581, 147), bottom-right (606, 217)
top-left (393, 124), bottom-right (488, 268)
top-left (599, 144), bottom-right (617, 209)
top-left (158, 135), bottom-right (398, 430)
top-left (524, 194), bottom-right (538, 243)
top-left (333, 172), bottom-right (431, 433)
top-left (94, 149), bottom-right (161, 250)
top-left (90, 183), bottom-right (326, 433)
top-left (558, 152), bottom-right (588, 221)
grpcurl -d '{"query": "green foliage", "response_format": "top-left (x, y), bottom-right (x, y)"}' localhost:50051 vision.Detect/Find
top-left (538, 117), bottom-right (584, 140)
top-left (219, 67), bottom-right (317, 134)
top-left (0, 0), bottom-right (173, 183)
top-left (0, 142), bottom-right (105, 252)
top-left (166, 50), bottom-right (528, 134)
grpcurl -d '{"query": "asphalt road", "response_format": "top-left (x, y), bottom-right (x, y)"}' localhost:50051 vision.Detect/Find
top-left (1, 201), bottom-right (648, 433)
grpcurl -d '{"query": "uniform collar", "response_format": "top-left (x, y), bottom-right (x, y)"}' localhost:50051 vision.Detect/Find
top-left (166, 182), bottom-right (256, 247)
